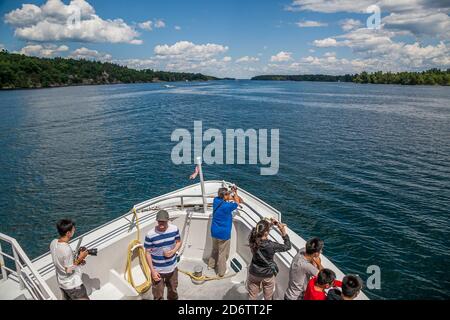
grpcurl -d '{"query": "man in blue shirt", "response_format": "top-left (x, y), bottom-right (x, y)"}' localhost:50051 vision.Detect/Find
top-left (208, 186), bottom-right (242, 277)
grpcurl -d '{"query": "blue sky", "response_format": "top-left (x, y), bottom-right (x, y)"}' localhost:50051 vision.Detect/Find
top-left (1, 0), bottom-right (449, 78)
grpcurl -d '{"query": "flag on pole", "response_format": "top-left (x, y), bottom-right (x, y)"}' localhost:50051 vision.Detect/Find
top-left (189, 165), bottom-right (199, 180)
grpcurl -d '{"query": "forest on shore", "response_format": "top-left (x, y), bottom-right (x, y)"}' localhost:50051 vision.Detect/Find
top-left (0, 50), bottom-right (220, 89)
top-left (252, 69), bottom-right (450, 86)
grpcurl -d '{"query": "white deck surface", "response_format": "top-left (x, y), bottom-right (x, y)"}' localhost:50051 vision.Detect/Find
top-left (88, 255), bottom-right (249, 300)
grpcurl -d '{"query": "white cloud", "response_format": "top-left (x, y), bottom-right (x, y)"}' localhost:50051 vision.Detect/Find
top-left (154, 41), bottom-right (228, 60)
top-left (4, 4), bottom-right (43, 27)
top-left (270, 51), bottom-right (293, 62)
top-left (286, 0), bottom-right (371, 13)
top-left (174, 25), bottom-right (181, 31)
top-left (296, 20), bottom-right (328, 27)
top-left (138, 21), bottom-right (153, 31)
top-left (340, 19), bottom-right (362, 31)
top-left (5, 0), bottom-right (142, 44)
top-left (268, 54), bottom-right (384, 75)
top-left (0, 44), bottom-right (4, 50)
top-left (382, 11), bottom-right (450, 38)
top-left (313, 38), bottom-right (339, 47)
top-left (138, 19), bottom-right (166, 31)
top-left (69, 47), bottom-right (112, 61)
top-left (235, 56), bottom-right (260, 63)
top-left (114, 58), bottom-right (158, 70)
top-left (115, 41), bottom-right (236, 78)
top-left (287, 0), bottom-right (450, 38)
top-left (286, 0), bottom-right (450, 73)
top-left (19, 43), bottom-right (69, 57)
top-left (324, 51), bottom-right (336, 57)
top-left (154, 19), bottom-right (165, 28)
top-left (286, 0), bottom-right (450, 14)
top-left (312, 28), bottom-right (450, 71)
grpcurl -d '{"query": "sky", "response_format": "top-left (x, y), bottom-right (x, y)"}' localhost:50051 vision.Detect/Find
top-left (0, 0), bottom-right (449, 78)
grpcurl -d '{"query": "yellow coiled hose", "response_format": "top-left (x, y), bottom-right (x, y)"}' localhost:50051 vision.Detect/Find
top-left (124, 208), bottom-right (152, 294)
top-left (178, 269), bottom-right (237, 282)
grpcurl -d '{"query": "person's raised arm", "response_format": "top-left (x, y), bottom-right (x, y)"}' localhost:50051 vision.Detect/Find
top-left (73, 249), bottom-right (88, 267)
top-left (231, 186), bottom-right (243, 204)
top-left (312, 256), bottom-right (324, 271)
top-left (271, 221), bottom-right (292, 252)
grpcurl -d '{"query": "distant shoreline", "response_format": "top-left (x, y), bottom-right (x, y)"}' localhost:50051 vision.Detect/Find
top-left (251, 70), bottom-right (450, 86)
top-left (2, 50), bottom-right (448, 89)
top-left (0, 79), bottom-right (227, 91)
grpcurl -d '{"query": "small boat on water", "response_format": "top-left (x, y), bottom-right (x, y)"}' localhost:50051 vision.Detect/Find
top-left (164, 84), bottom-right (176, 88)
top-left (0, 162), bottom-right (369, 300)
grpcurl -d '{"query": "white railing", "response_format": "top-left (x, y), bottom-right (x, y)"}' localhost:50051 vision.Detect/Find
top-left (0, 233), bottom-right (56, 300)
top-left (134, 193), bottom-right (281, 222)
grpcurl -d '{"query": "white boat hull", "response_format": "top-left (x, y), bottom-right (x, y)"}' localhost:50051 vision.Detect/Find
top-left (1, 180), bottom-right (369, 300)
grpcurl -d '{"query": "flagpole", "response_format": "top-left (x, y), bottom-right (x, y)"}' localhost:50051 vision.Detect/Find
top-left (196, 156), bottom-right (207, 213)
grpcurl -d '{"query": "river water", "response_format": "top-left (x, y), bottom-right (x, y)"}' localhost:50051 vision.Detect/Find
top-left (0, 80), bottom-right (449, 299)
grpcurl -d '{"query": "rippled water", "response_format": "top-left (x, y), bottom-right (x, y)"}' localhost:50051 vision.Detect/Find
top-left (0, 81), bottom-right (449, 299)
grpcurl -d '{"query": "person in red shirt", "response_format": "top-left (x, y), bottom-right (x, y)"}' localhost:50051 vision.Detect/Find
top-left (303, 268), bottom-right (342, 300)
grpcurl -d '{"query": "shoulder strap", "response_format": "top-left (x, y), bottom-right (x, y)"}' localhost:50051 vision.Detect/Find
top-left (256, 247), bottom-right (271, 267)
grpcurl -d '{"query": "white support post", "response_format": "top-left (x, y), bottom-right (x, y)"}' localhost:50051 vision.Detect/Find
top-left (196, 157), bottom-right (207, 213)
top-left (12, 247), bottom-right (25, 290)
top-left (0, 243), bottom-right (7, 282)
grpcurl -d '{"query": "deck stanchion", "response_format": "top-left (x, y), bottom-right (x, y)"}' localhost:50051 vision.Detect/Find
top-left (11, 247), bottom-right (24, 290)
top-left (196, 157), bottom-right (207, 213)
top-left (0, 243), bottom-right (7, 281)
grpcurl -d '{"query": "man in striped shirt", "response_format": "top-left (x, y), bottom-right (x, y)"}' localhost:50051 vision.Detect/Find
top-left (144, 210), bottom-right (182, 300)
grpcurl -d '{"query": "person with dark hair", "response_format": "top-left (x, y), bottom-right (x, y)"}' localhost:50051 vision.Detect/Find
top-left (246, 218), bottom-right (291, 300)
top-left (208, 185), bottom-right (242, 277)
top-left (284, 237), bottom-right (324, 300)
top-left (341, 275), bottom-right (363, 300)
top-left (326, 288), bottom-right (343, 300)
top-left (303, 268), bottom-right (342, 300)
top-left (50, 219), bottom-right (90, 300)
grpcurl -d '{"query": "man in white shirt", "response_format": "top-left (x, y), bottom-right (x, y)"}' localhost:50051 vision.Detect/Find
top-left (50, 219), bottom-right (89, 300)
top-left (284, 237), bottom-right (324, 300)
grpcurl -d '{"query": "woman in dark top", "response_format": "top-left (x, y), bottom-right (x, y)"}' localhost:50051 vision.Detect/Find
top-left (246, 218), bottom-right (291, 300)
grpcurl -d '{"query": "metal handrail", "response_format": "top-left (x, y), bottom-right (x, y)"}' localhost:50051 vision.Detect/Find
top-left (44, 181), bottom-right (280, 256)
top-left (134, 194), bottom-right (211, 213)
top-left (0, 233), bottom-right (56, 300)
top-left (71, 192), bottom-right (281, 254)
top-left (135, 193), bottom-right (281, 222)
